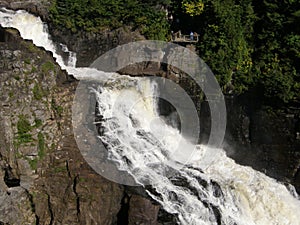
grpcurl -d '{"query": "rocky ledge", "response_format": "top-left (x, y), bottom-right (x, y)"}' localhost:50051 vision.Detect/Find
top-left (0, 0), bottom-right (50, 21)
top-left (0, 27), bottom-right (126, 224)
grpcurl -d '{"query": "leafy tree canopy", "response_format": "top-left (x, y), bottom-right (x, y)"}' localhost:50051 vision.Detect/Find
top-left (50, 0), bottom-right (300, 103)
top-left (181, 0), bottom-right (205, 16)
top-left (49, 0), bottom-right (171, 40)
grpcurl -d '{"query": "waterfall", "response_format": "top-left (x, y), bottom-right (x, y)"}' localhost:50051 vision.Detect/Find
top-left (95, 77), bottom-right (300, 225)
top-left (1, 8), bottom-right (300, 225)
top-left (0, 8), bottom-right (118, 81)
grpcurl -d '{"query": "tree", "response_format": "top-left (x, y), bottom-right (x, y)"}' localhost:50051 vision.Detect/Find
top-left (197, 0), bottom-right (256, 93)
top-left (252, 0), bottom-right (300, 102)
top-left (50, 0), bottom-right (171, 39)
top-left (181, 0), bottom-right (205, 16)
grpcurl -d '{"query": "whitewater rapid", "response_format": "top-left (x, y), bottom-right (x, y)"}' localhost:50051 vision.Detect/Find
top-left (1, 8), bottom-right (300, 225)
top-left (96, 77), bottom-right (300, 225)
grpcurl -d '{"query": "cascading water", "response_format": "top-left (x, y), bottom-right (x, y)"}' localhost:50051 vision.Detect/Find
top-left (1, 8), bottom-right (300, 225)
top-left (95, 77), bottom-right (300, 225)
top-left (0, 8), bottom-right (118, 81)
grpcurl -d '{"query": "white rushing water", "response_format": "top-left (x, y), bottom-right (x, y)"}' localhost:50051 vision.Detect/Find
top-left (0, 8), bottom-right (118, 81)
top-left (1, 8), bottom-right (300, 225)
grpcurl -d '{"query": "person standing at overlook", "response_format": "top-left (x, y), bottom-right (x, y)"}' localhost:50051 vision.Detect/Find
top-left (190, 31), bottom-right (194, 40)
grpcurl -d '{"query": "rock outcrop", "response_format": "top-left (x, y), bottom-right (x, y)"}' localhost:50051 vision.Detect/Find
top-left (0, 0), bottom-right (50, 20)
top-left (0, 27), bottom-right (124, 225)
top-left (222, 95), bottom-right (300, 192)
top-left (48, 25), bottom-right (145, 68)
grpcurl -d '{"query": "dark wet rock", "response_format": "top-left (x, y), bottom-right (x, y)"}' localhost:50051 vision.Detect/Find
top-left (157, 208), bottom-right (178, 225)
top-left (128, 195), bottom-right (160, 225)
top-left (4, 166), bottom-right (20, 188)
top-left (48, 25), bottom-right (145, 68)
top-left (221, 95), bottom-right (300, 193)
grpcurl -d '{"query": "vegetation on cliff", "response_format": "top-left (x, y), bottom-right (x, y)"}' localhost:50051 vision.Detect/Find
top-left (49, 0), bottom-right (300, 103)
top-left (49, 0), bottom-right (171, 39)
top-left (172, 0), bottom-right (300, 103)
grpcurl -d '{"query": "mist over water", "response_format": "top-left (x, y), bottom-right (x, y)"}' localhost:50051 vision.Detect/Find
top-left (1, 8), bottom-right (299, 225)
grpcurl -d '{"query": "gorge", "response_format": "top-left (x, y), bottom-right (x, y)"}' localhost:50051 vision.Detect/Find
top-left (0, 5), bottom-right (300, 225)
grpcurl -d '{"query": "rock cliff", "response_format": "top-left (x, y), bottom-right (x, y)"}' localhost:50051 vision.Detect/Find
top-left (0, 27), bottom-right (124, 225)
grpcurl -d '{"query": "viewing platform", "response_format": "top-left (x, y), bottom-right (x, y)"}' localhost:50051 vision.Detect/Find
top-left (171, 32), bottom-right (199, 43)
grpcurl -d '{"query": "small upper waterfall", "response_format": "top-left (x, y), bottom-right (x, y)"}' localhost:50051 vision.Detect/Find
top-left (1, 8), bottom-right (299, 225)
top-left (0, 7), bottom-right (118, 81)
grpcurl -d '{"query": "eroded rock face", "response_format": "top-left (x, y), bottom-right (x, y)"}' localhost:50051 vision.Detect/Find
top-left (48, 25), bottom-right (145, 68)
top-left (0, 28), bottom-right (123, 225)
top-left (128, 195), bottom-right (160, 225)
top-left (222, 96), bottom-right (300, 192)
top-left (0, 0), bottom-right (50, 21)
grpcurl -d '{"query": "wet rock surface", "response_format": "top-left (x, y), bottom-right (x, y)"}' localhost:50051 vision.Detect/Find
top-left (222, 95), bottom-right (300, 193)
top-left (128, 195), bottom-right (160, 225)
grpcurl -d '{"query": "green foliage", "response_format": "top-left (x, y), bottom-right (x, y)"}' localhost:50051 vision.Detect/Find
top-left (24, 58), bottom-right (31, 64)
top-left (197, 0), bottom-right (256, 92)
top-left (251, 0), bottom-right (300, 102)
top-left (26, 42), bottom-right (38, 52)
top-left (172, 0), bottom-right (299, 102)
top-left (38, 132), bottom-right (46, 159)
top-left (137, 9), bottom-right (170, 40)
top-left (79, 177), bottom-right (87, 183)
top-left (41, 61), bottom-right (55, 73)
top-left (15, 116), bottom-right (46, 170)
top-left (32, 83), bottom-right (45, 100)
top-left (49, 0), bottom-right (171, 40)
top-left (53, 166), bottom-right (67, 173)
top-left (13, 75), bottom-right (20, 81)
top-left (182, 0), bottom-right (204, 16)
top-left (8, 91), bottom-right (14, 98)
top-left (16, 115), bottom-right (33, 145)
top-left (34, 119), bottom-right (43, 128)
top-left (31, 66), bottom-right (37, 73)
top-left (28, 158), bottom-right (38, 170)
top-left (26, 132), bottom-right (46, 171)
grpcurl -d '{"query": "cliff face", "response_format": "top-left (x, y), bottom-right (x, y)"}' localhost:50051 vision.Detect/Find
top-left (209, 96), bottom-right (300, 192)
top-left (0, 27), bottom-right (124, 224)
top-left (48, 25), bottom-right (145, 68)
top-left (0, 2), bottom-right (164, 224)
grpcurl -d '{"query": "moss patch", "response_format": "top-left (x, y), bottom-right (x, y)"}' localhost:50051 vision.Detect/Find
top-left (37, 132), bottom-right (46, 159)
top-left (16, 115), bottom-right (33, 145)
top-left (32, 83), bottom-right (45, 100)
top-left (41, 61), bottom-right (55, 73)
top-left (53, 166), bottom-right (67, 173)
top-left (28, 158), bottom-right (38, 170)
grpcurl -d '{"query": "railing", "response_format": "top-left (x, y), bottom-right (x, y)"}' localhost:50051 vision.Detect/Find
top-left (171, 34), bottom-right (199, 43)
